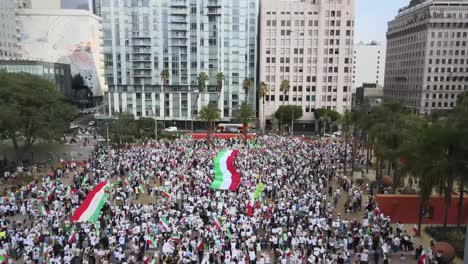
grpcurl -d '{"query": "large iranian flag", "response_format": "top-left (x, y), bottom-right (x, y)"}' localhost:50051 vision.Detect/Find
top-left (70, 182), bottom-right (108, 222)
top-left (210, 150), bottom-right (240, 190)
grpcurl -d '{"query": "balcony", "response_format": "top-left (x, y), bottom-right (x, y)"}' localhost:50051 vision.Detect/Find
top-left (132, 57), bottom-right (151, 62)
top-left (170, 25), bottom-right (187, 31)
top-left (170, 0), bottom-right (186, 7)
top-left (170, 8), bottom-right (187, 16)
top-left (169, 17), bottom-right (187, 23)
top-left (132, 48), bottom-right (151, 54)
top-left (207, 7), bottom-right (221, 16)
top-left (207, 0), bottom-right (221, 7)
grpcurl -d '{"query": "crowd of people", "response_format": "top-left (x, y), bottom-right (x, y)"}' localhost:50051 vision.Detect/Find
top-left (0, 135), bottom-right (434, 263)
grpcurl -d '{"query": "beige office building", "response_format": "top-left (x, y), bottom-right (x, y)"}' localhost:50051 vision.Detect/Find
top-left (384, 0), bottom-right (468, 114)
top-left (259, 0), bottom-right (355, 130)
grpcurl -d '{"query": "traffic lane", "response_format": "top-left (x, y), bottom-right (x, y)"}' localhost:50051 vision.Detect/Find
top-left (73, 114), bottom-right (94, 126)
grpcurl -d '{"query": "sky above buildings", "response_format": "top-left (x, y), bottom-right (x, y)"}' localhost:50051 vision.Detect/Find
top-left (61, 0), bottom-right (409, 44)
top-left (355, 0), bottom-right (409, 43)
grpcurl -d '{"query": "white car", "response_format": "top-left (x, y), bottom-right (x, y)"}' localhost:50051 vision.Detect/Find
top-left (333, 131), bottom-right (342, 137)
top-left (88, 121), bottom-right (96, 126)
top-left (164, 126), bottom-right (178, 132)
top-left (323, 133), bottom-right (331, 138)
top-left (69, 123), bottom-right (78, 129)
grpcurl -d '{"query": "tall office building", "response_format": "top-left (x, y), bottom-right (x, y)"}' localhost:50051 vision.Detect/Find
top-left (102, 0), bottom-right (258, 123)
top-left (384, 0), bottom-right (468, 114)
top-left (0, 0), bottom-right (21, 59)
top-left (352, 42), bottom-right (385, 89)
top-left (259, 0), bottom-right (355, 129)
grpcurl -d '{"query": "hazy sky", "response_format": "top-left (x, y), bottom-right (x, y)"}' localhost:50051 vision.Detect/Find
top-left (61, 0), bottom-right (410, 43)
top-left (355, 0), bottom-right (410, 43)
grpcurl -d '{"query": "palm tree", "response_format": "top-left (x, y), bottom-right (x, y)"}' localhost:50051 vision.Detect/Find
top-left (198, 72), bottom-right (208, 95)
top-left (160, 69), bottom-right (170, 121)
top-left (233, 102), bottom-right (255, 145)
top-left (242, 78), bottom-right (252, 103)
top-left (339, 111), bottom-right (353, 175)
top-left (192, 72), bottom-right (209, 130)
top-left (197, 102), bottom-right (220, 148)
top-left (257, 82), bottom-right (268, 130)
top-left (279, 80), bottom-right (290, 133)
top-left (453, 93), bottom-right (468, 226)
top-left (216, 72), bottom-right (224, 104)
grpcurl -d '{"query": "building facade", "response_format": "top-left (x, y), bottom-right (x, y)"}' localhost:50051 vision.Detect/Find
top-left (353, 83), bottom-right (384, 113)
top-left (259, 0), bottom-right (355, 129)
top-left (102, 0), bottom-right (258, 122)
top-left (0, 60), bottom-right (73, 97)
top-left (0, 0), bottom-right (21, 59)
top-left (384, 0), bottom-right (468, 114)
top-left (352, 42), bottom-right (385, 89)
top-left (17, 8), bottom-right (106, 96)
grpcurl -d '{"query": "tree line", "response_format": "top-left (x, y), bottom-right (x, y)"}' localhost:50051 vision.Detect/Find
top-left (337, 95), bottom-right (468, 234)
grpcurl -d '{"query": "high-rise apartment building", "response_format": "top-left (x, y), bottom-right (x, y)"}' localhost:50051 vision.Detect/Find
top-left (352, 42), bottom-right (385, 89)
top-left (102, 0), bottom-right (258, 123)
top-left (0, 0), bottom-right (21, 59)
top-left (259, 0), bottom-right (354, 129)
top-left (384, 0), bottom-right (468, 114)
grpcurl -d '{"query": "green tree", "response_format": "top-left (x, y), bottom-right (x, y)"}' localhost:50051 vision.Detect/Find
top-left (278, 80), bottom-right (290, 132)
top-left (452, 93), bottom-right (468, 226)
top-left (242, 78), bottom-right (252, 103)
top-left (233, 102), bottom-right (255, 145)
top-left (275, 105), bottom-right (303, 129)
top-left (71, 73), bottom-right (85, 102)
top-left (197, 102), bottom-right (221, 148)
top-left (216, 72), bottom-right (224, 103)
top-left (0, 72), bottom-right (74, 160)
top-left (257, 82), bottom-right (268, 130)
top-left (136, 117), bottom-right (156, 139)
top-left (339, 111), bottom-right (354, 175)
top-left (314, 108), bottom-right (340, 135)
top-left (401, 125), bottom-right (439, 235)
top-left (197, 72), bottom-right (209, 106)
top-left (110, 112), bottom-right (137, 144)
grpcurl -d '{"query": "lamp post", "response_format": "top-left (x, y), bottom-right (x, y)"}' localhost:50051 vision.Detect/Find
top-left (153, 110), bottom-right (158, 141)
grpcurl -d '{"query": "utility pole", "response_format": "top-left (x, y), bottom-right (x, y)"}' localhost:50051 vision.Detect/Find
top-left (154, 115), bottom-right (158, 141)
top-left (106, 122), bottom-right (109, 148)
top-left (291, 108), bottom-right (294, 136)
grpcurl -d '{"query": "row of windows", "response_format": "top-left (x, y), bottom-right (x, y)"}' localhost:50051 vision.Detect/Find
top-left (431, 31), bottom-right (468, 39)
top-left (428, 58), bottom-right (467, 65)
top-left (426, 93), bottom-right (459, 100)
top-left (426, 84), bottom-right (468, 91)
top-left (427, 76), bottom-right (468, 82)
top-left (429, 49), bottom-right (467, 56)
top-left (424, 101), bottom-right (456, 108)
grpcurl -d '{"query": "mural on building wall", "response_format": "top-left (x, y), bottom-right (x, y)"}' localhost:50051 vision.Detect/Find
top-left (18, 12), bottom-right (104, 96)
top-left (58, 41), bottom-right (97, 94)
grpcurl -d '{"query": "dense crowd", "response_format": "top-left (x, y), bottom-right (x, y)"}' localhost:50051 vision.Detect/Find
top-left (0, 136), bottom-right (430, 263)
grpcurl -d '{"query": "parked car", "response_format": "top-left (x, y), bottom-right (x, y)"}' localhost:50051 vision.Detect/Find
top-left (69, 123), bottom-right (79, 129)
top-left (88, 121), bottom-right (96, 126)
top-left (323, 133), bottom-right (331, 138)
top-left (164, 126), bottom-right (178, 132)
top-left (333, 131), bottom-right (342, 137)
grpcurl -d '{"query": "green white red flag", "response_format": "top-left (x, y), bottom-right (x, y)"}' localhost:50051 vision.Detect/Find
top-left (213, 215), bottom-right (222, 230)
top-left (160, 186), bottom-right (171, 199)
top-left (210, 150), bottom-right (240, 190)
top-left (159, 216), bottom-right (169, 230)
top-left (70, 182), bottom-right (109, 222)
top-left (146, 234), bottom-right (157, 248)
